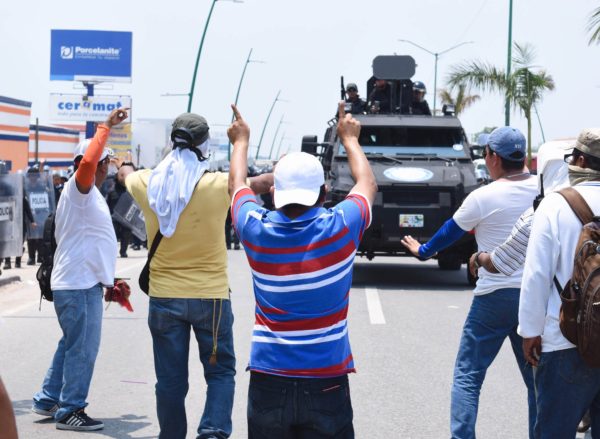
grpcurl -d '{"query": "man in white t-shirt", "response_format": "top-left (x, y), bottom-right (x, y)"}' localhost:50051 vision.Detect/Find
top-left (32, 108), bottom-right (129, 432)
top-left (519, 128), bottom-right (600, 438)
top-left (402, 126), bottom-right (538, 439)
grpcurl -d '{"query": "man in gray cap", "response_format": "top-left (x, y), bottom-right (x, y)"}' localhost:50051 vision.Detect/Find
top-left (519, 128), bottom-right (600, 438)
top-left (122, 112), bottom-right (272, 439)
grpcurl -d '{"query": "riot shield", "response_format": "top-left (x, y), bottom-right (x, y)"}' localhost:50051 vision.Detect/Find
top-left (24, 172), bottom-right (56, 239)
top-left (111, 192), bottom-right (147, 241)
top-left (0, 174), bottom-right (23, 258)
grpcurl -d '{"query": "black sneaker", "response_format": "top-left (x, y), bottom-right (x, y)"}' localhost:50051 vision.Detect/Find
top-left (56, 409), bottom-right (104, 431)
top-left (31, 403), bottom-right (58, 417)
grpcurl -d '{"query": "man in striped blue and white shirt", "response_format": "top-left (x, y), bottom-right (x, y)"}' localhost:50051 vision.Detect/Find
top-left (228, 102), bottom-right (377, 438)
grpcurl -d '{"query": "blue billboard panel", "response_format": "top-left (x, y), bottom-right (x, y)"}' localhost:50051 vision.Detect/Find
top-left (50, 30), bottom-right (132, 83)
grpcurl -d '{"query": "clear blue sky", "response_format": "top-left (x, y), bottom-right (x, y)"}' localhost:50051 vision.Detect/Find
top-left (1, 0), bottom-right (599, 154)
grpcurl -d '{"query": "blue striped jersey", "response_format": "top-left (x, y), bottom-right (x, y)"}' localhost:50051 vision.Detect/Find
top-left (232, 187), bottom-right (371, 378)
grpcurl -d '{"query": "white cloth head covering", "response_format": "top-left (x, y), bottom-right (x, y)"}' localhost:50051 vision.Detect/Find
top-left (147, 140), bottom-right (210, 237)
top-left (536, 140), bottom-right (572, 193)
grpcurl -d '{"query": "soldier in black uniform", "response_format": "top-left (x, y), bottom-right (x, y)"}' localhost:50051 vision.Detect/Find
top-left (344, 83), bottom-right (366, 114)
top-left (411, 81), bottom-right (432, 115)
top-left (368, 78), bottom-right (392, 114)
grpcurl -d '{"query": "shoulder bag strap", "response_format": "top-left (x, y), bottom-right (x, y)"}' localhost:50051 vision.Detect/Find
top-left (147, 230), bottom-right (163, 264)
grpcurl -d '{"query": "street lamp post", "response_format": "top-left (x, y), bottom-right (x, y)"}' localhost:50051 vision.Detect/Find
top-left (274, 132), bottom-right (287, 159)
top-left (505, 0), bottom-right (514, 126)
top-left (255, 90), bottom-right (282, 160)
top-left (187, 0), bottom-right (242, 113)
top-left (228, 48), bottom-right (265, 160)
top-left (398, 39), bottom-right (473, 115)
top-left (268, 114), bottom-right (287, 159)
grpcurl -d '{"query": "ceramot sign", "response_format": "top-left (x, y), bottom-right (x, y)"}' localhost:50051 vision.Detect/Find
top-left (49, 94), bottom-right (132, 122)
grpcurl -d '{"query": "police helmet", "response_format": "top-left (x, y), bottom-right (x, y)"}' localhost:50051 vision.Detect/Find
top-left (413, 81), bottom-right (427, 93)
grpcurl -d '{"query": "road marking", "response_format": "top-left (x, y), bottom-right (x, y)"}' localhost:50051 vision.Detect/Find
top-left (365, 287), bottom-right (386, 325)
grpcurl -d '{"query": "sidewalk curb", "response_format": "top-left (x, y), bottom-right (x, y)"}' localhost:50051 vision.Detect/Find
top-left (0, 276), bottom-right (21, 287)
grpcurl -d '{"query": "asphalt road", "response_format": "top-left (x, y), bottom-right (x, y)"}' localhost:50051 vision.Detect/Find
top-left (0, 250), bottom-right (590, 438)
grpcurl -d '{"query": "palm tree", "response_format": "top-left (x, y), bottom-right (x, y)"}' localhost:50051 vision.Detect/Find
top-left (438, 84), bottom-right (480, 116)
top-left (446, 43), bottom-right (555, 165)
top-left (588, 6), bottom-right (600, 44)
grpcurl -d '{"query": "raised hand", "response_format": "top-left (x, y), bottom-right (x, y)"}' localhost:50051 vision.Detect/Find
top-left (336, 101), bottom-right (361, 143)
top-left (227, 104), bottom-right (250, 145)
top-left (106, 107), bottom-right (130, 128)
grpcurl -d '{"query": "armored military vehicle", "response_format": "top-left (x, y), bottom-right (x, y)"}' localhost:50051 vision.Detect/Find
top-left (302, 56), bottom-right (480, 284)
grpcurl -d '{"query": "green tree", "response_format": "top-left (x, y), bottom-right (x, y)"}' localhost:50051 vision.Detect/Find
top-left (588, 6), bottom-right (600, 44)
top-left (447, 42), bottom-right (555, 165)
top-left (438, 84), bottom-right (480, 116)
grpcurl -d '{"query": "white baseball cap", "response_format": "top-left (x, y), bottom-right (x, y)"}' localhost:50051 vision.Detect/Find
top-left (73, 139), bottom-right (114, 161)
top-left (273, 152), bottom-right (325, 209)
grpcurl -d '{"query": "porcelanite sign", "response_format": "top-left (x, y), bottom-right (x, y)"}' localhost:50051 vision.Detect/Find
top-left (50, 30), bottom-right (132, 82)
top-left (49, 94), bottom-right (131, 122)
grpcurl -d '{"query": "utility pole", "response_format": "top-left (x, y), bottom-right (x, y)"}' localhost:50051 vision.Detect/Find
top-left (34, 118), bottom-right (39, 164)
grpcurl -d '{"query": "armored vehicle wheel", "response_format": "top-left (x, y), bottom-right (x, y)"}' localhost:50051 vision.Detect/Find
top-left (437, 255), bottom-right (462, 271)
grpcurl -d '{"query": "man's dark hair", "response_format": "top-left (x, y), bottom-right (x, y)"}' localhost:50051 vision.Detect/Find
top-left (573, 148), bottom-right (600, 172)
top-left (500, 156), bottom-right (525, 172)
top-left (280, 185), bottom-right (327, 213)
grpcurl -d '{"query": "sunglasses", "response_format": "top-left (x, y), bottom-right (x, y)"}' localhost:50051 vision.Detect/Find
top-left (482, 147), bottom-right (495, 159)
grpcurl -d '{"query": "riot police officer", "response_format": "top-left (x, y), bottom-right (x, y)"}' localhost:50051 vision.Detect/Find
top-left (344, 83), bottom-right (367, 114)
top-left (368, 78), bottom-right (392, 114)
top-left (411, 81), bottom-right (432, 115)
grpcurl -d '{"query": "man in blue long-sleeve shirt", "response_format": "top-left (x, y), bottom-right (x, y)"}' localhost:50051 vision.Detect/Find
top-left (401, 126), bottom-right (538, 439)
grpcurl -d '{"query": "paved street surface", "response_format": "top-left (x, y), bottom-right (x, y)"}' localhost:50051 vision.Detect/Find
top-left (0, 250), bottom-right (590, 438)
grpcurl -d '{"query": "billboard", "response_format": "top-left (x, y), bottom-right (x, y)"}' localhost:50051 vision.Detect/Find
top-left (108, 123), bottom-right (132, 159)
top-left (49, 93), bottom-right (131, 122)
top-left (50, 30), bottom-right (132, 82)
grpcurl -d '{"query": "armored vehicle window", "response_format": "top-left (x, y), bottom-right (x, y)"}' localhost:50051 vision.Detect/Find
top-left (339, 126), bottom-right (468, 158)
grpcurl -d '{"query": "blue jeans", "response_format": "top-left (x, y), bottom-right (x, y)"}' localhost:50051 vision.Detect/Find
top-left (534, 348), bottom-right (600, 438)
top-left (33, 285), bottom-right (103, 421)
top-left (450, 288), bottom-right (536, 439)
top-left (247, 372), bottom-right (354, 438)
top-left (148, 297), bottom-right (236, 439)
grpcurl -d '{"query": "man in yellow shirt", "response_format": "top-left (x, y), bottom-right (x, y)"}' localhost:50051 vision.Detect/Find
top-left (124, 112), bottom-right (271, 439)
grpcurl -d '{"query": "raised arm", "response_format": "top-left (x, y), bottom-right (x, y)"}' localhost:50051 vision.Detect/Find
top-left (75, 108), bottom-right (129, 194)
top-left (248, 173), bottom-right (273, 195)
top-left (336, 101), bottom-right (377, 205)
top-left (228, 104), bottom-right (251, 197)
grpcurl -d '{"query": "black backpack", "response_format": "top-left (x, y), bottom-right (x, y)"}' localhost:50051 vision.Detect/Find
top-left (36, 213), bottom-right (56, 304)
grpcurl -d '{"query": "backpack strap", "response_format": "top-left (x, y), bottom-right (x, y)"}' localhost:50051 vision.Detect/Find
top-left (557, 188), bottom-right (595, 225)
top-left (553, 188), bottom-right (596, 295)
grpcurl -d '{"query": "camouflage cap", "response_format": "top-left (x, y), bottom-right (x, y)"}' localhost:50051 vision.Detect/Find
top-left (574, 128), bottom-right (600, 159)
top-left (172, 113), bottom-right (210, 146)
